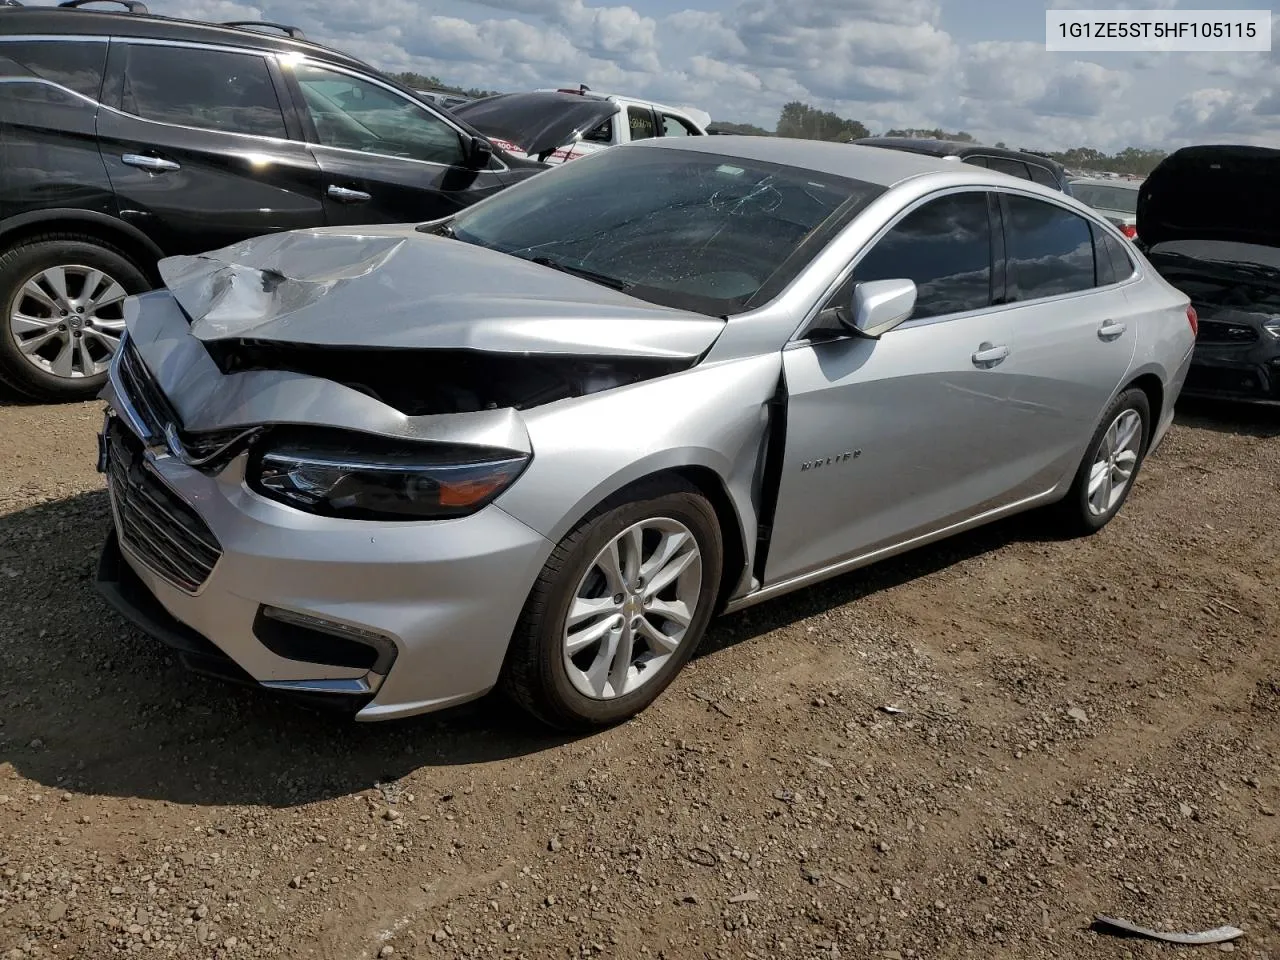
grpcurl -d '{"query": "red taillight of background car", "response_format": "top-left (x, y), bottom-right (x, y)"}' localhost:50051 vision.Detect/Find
top-left (1120, 224), bottom-right (1137, 239)
top-left (1187, 305), bottom-right (1198, 336)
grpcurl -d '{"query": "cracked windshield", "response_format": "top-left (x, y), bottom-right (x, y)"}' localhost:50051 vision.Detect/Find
top-left (447, 148), bottom-right (882, 315)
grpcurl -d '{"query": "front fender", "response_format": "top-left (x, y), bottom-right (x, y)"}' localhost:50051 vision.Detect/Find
top-left (495, 355), bottom-right (782, 599)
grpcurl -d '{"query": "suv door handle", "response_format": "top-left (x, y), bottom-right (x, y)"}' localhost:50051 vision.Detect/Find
top-left (1097, 319), bottom-right (1127, 341)
top-left (327, 185), bottom-right (372, 203)
top-left (121, 154), bottom-right (180, 173)
top-left (971, 342), bottom-right (1010, 368)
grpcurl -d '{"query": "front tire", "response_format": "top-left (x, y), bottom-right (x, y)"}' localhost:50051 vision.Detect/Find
top-left (502, 478), bottom-right (724, 731)
top-left (1053, 387), bottom-right (1151, 535)
top-left (0, 235), bottom-right (151, 402)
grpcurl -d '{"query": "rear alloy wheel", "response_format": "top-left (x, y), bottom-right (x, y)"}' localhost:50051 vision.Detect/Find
top-left (503, 478), bottom-right (723, 730)
top-left (0, 237), bottom-right (150, 401)
top-left (1054, 387), bottom-right (1151, 535)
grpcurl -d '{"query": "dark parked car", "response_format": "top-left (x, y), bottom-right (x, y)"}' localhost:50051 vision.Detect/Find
top-left (1138, 144), bottom-right (1280, 406)
top-left (853, 138), bottom-right (1073, 194)
top-left (0, 0), bottom-right (544, 401)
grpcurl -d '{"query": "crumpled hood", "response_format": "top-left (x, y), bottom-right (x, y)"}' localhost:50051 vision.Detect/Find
top-left (1138, 144), bottom-right (1280, 249)
top-left (156, 225), bottom-right (725, 360)
top-left (450, 92), bottom-right (617, 159)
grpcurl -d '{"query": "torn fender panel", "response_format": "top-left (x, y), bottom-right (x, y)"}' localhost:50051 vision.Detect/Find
top-left (158, 225), bottom-right (726, 361)
top-left (123, 289), bottom-right (532, 452)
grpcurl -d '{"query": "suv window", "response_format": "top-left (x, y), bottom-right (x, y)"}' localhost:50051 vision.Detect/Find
top-left (1004, 194), bottom-right (1095, 300)
top-left (962, 156), bottom-right (990, 169)
top-left (985, 156), bottom-right (1033, 181)
top-left (120, 44), bottom-right (286, 139)
top-left (0, 39), bottom-right (107, 102)
top-left (1026, 163), bottom-right (1060, 189)
top-left (661, 113), bottom-right (698, 137)
top-left (627, 106), bottom-right (656, 141)
top-left (850, 192), bottom-right (993, 320)
top-left (293, 63), bottom-right (465, 166)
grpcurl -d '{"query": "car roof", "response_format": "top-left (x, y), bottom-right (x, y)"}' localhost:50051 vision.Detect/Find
top-left (0, 6), bottom-right (371, 72)
top-left (854, 137), bottom-right (1066, 173)
top-left (638, 135), bottom-right (1060, 190)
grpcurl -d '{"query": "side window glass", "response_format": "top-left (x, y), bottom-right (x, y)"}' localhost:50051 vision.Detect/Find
top-left (1103, 231), bottom-right (1136, 280)
top-left (582, 119), bottom-right (612, 144)
top-left (1092, 224), bottom-right (1117, 286)
top-left (293, 64), bottom-right (465, 165)
top-left (1027, 163), bottom-right (1059, 189)
top-left (0, 39), bottom-right (107, 103)
top-left (661, 113), bottom-right (698, 137)
top-left (849, 192), bottom-right (993, 320)
top-left (121, 45), bottom-right (286, 138)
top-left (1005, 194), bottom-right (1096, 300)
top-left (986, 157), bottom-right (1033, 181)
top-left (962, 156), bottom-right (990, 169)
top-left (627, 106), bottom-right (656, 141)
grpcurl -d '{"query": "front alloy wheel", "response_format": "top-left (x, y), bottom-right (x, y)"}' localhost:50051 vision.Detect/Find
top-left (503, 478), bottom-right (723, 730)
top-left (563, 518), bottom-right (702, 700)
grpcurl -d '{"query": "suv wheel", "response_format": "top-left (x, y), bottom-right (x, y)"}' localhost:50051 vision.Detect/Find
top-left (0, 235), bottom-right (151, 402)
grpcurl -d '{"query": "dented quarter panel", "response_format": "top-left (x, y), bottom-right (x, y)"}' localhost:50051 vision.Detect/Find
top-left (158, 225), bottom-right (726, 360)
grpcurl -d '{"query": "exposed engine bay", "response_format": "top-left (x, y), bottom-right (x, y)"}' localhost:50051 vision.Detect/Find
top-left (200, 340), bottom-right (693, 416)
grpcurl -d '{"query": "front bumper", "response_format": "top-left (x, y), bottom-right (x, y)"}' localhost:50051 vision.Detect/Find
top-left (95, 413), bottom-right (553, 722)
top-left (1181, 318), bottom-right (1280, 405)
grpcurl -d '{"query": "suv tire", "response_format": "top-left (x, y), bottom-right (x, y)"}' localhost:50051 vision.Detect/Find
top-left (0, 234), bottom-right (151, 402)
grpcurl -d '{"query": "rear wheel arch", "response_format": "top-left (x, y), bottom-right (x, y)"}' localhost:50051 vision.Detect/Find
top-left (1123, 372), bottom-right (1164, 438)
top-left (0, 210), bottom-right (163, 284)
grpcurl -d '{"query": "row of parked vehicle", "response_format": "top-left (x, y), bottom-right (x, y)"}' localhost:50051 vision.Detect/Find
top-left (3, 0), bottom-right (1276, 732)
top-left (3, 1), bottom-right (1275, 411)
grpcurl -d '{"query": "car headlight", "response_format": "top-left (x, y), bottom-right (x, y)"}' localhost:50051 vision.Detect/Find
top-left (1263, 318), bottom-right (1280, 339)
top-left (247, 429), bottom-right (529, 521)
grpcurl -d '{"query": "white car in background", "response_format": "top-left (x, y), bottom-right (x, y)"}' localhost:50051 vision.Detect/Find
top-left (452, 87), bottom-right (710, 165)
top-left (1070, 177), bottom-right (1142, 240)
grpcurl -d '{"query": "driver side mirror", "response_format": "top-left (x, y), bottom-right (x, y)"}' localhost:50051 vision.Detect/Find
top-left (465, 135), bottom-right (494, 169)
top-left (842, 278), bottom-right (917, 339)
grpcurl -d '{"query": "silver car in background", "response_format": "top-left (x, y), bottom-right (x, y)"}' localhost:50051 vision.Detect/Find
top-left (95, 137), bottom-right (1196, 730)
top-left (1070, 177), bottom-right (1142, 240)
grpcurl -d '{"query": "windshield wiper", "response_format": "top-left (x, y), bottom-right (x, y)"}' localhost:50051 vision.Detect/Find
top-left (526, 256), bottom-right (631, 291)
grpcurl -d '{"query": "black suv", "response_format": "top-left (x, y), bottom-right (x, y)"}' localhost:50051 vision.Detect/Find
top-left (0, 1), bottom-right (544, 401)
top-left (852, 137), bottom-right (1073, 195)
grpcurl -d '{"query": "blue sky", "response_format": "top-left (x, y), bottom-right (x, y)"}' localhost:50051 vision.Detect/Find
top-left (166, 0), bottom-right (1278, 150)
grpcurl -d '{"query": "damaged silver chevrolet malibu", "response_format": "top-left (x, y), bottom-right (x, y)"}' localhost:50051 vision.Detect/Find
top-left (95, 137), bottom-right (1196, 729)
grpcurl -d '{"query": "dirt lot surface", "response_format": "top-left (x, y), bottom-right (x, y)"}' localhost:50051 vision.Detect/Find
top-left (0, 396), bottom-right (1278, 960)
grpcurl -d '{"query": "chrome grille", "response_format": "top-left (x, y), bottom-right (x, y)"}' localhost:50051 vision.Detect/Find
top-left (116, 337), bottom-right (178, 441)
top-left (105, 420), bottom-right (222, 594)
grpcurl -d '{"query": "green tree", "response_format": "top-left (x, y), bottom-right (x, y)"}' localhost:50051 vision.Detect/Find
top-left (388, 71), bottom-right (500, 99)
top-left (883, 127), bottom-right (976, 142)
top-left (775, 101), bottom-right (869, 142)
top-left (707, 120), bottom-right (773, 136)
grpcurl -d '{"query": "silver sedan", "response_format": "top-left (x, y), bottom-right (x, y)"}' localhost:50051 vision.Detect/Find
top-left (95, 136), bottom-right (1196, 729)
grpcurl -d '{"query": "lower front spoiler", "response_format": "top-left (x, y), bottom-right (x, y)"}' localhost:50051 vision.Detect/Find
top-left (95, 531), bottom-right (371, 715)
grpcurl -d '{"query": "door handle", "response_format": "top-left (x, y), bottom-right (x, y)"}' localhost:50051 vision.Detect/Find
top-left (327, 184), bottom-right (372, 203)
top-left (971, 342), bottom-right (1010, 368)
top-left (121, 153), bottom-right (180, 173)
top-left (1097, 319), bottom-right (1127, 341)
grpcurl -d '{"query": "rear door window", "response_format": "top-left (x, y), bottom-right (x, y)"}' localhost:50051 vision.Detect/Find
top-left (661, 113), bottom-right (699, 136)
top-left (627, 106), bottom-right (657, 141)
top-left (120, 44), bottom-right (287, 139)
top-left (1101, 230), bottom-right (1136, 281)
top-left (1004, 194), bottom-right (1096, 300)
top-left (985, 156), bottom-right (1033, 181)
top-left (0, 38), bottom-right (107, 103)
top-left (1026, 163), bottom-right (1060, 189)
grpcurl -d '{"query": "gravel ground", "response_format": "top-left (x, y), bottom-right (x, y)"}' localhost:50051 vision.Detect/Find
top-left (0, 396), bottom-right (1277, 960)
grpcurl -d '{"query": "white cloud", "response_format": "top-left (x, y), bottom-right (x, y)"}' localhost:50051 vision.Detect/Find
top-left (145, 0), bottom-right (1280, 150)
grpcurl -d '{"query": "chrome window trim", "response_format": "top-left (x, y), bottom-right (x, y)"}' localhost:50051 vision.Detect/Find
top-left (792, 181), bottom-right (1143, 343)
top-left (283, 56), bottom-right (509, 173)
